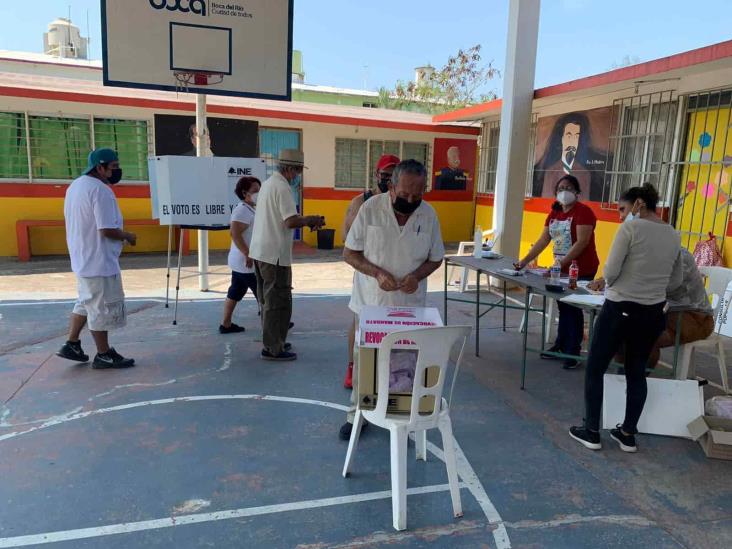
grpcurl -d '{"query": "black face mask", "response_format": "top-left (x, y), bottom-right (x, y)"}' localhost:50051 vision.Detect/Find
top-left (377, 177), bottom-right (390, 193)
top-left (108, 168), bottom-right (123, 185)
top-left (392, 195), bottom-right (421, 215)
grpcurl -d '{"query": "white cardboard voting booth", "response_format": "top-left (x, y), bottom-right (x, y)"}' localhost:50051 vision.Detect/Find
top-left (357, 306), bottom-right (443, 414)
top-left (602, 374), bottom-right (704, 438)
top-left (149, 156), bottom-right (267, 225)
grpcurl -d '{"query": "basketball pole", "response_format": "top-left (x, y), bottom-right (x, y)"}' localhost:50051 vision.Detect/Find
top-left (196, 92), bottom-right (210, 291)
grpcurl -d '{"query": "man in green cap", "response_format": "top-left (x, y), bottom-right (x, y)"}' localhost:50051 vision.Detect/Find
top-left (56, 148), bottom-right (137, 369)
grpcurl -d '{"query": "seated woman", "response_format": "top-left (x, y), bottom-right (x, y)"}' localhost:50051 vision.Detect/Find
top-left (589, 248), bottom-right (714, 369)
top-left (570, 183), bottom-right (683, 454)
top-left (515, 174), bottom-right (599, 368)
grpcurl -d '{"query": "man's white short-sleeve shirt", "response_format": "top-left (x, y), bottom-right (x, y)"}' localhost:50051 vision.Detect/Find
top-left (64, 175), bottom-right (124, 277)
top-left (249, 172), bottom-right (298, 267)
top-left (345, 193), bottom-right (445, 314)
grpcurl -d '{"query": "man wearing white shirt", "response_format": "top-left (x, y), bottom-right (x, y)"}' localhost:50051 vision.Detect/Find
top-left (56, 148), bottom-right (136, 369)
top-left (249, 149), bottom-right (325, 361)
top-left (339, 159), bottom-right (445, 439)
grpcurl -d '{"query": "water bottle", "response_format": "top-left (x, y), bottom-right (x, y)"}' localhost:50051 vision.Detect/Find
top-left (569, 260), bottom-right (579, 290)
top-left (473, 225), bottom-right (482, 258)
top-left (550, 257), bottom-right (561, 285)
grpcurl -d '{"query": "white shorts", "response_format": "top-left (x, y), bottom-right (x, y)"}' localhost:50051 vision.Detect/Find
top-left (72, 274), bottom-right (127, 331)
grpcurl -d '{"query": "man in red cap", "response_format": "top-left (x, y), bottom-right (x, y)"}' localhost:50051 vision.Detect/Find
top-left (341, 153), bottom-right (400, 389)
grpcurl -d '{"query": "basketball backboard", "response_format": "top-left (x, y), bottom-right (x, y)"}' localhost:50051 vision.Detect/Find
top-left (101, 0), bottom-right (293, 100)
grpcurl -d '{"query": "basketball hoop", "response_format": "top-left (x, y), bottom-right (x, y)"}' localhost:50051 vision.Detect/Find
top-left (173, 71), bottom-right (225, 94)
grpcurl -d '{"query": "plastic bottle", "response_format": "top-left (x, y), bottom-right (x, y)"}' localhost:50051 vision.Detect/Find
top-left (568, 260), bottom-right (579, 290)
top-left (550, 257), bottom-right (561, 285)
top-left (473, 225), bottom-right (483, 258)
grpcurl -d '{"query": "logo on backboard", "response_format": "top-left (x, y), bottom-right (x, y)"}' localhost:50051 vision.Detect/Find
top-left (149, 0), bottom-right (207, 16)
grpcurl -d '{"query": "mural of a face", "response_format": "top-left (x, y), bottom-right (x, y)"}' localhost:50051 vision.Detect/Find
top-left (447, 146), bottom-right (461, 169)
top-left (562, 122), bottom-right (581, 166)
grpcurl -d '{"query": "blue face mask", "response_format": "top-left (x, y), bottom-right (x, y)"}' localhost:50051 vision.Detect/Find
top-left (290, 174), bottom-right (302, 189)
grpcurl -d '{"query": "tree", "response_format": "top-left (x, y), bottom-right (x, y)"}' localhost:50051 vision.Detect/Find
top-left (383, 45), bottom-right (499, 114)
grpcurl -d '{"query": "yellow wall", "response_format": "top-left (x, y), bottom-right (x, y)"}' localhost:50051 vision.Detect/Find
top-left (301, 198), bottom-right (475, 248)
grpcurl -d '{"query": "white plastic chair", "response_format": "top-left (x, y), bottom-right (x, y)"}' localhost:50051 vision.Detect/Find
top-left (675, 266), bottom-right (732, 393)
top-left (342, 325), bottom-right (472, 531)
top-left (448, 229), bottom-right (497, 292)
top-left (519, 295), bottom-right (555, 344)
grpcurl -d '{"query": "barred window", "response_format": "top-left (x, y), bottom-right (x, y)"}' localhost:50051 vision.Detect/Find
top-left (0, 112), bottom-right (29, 178)
top-left (93, 118), bottom-right (150, 181)
top-left (335, 138), bottom-right (368, 188)
top-left (29, 115), bottom-right (91, 179)
top-left (477, 120), bottom-right (500, 194)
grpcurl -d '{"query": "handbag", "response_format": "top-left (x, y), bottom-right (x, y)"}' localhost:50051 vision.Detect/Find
top-left (693, 232), bottom-right (723, 267)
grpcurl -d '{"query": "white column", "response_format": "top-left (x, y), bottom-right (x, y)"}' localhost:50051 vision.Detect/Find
top-left (492, 0), bottom-right (541, 258)
top-left (196, 93), bottom-right (209, 291)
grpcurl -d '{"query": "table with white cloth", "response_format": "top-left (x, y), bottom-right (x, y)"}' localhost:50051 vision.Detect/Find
top-left (443, 255), bottom-right (688, 389)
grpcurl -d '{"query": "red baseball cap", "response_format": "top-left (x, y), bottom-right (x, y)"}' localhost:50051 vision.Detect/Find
top-left (376, 154), bottom-right (400, 172)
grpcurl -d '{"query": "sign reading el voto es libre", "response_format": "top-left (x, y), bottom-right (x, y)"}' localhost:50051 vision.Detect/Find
top-left (149, 156), bottom-right (267, 225)
top-left (101, 0), bottom-right (293, 100)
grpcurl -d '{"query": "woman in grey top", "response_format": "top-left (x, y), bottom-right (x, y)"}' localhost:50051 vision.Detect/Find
top-left (570, 184), bottom-right (682, 453)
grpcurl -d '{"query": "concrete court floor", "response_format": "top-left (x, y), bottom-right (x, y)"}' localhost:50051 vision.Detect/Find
top-left (0, 251), bottom-right (731, 548)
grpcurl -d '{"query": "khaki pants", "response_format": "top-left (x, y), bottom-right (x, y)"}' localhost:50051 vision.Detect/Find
top-left (254, 260), bottom-right (292, 356)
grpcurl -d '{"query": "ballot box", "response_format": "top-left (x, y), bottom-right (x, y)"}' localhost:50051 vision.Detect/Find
top-left (357, 306), bottom-right (443, 414)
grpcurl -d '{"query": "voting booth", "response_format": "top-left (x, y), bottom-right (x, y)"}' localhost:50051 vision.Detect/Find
top-left (149, 156), bottom-right (267, 224)
top-left (148, 156), bottom-right (267, 323)
top-left (357, 306), bottom-right (444, 414)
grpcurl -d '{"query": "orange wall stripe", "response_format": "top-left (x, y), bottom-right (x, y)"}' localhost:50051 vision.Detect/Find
top-left (0, 85), bottom-right (479, 136)
top-left (0, 182), bottom-right (150, 198)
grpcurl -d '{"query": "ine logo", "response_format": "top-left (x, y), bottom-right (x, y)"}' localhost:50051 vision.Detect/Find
top-left (228, 167), bottom-right (253, 176)
top-left (149, 0), bottom-right (207, 16)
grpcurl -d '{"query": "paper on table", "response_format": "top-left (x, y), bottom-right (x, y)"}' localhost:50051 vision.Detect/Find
top-left (560, 294), bottom-right (605, 307)
top-left (499, 268), bottom-right (524, 276)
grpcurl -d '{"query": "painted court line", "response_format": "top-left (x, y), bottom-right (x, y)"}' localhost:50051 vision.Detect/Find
top-left (0, 395), bottom-right (510, 548)
top-left (0, 484), bottom-right (467, 548)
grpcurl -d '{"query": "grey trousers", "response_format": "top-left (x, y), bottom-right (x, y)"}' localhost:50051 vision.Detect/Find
top-left (254, 260), bottom-right (292, 356)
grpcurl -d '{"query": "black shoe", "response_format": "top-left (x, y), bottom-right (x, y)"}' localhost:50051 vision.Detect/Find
top-left (339, 421), bottom-right (368, 441)
top-left (219, 323), bottom-right (245, 334)
top-left (540, 345), bottom-right (561, 360)
top-left (92, 348), bottom-right (135, 369)
top-left (261, 349), bottom-right (297, 361)
top-left (56, 340), bottom-right (89, 363)
top-left (284, 342), bottom-right (292, 351)
top-left (610, 425), bottom-right (638, 453)
top-left (569, 426), bottom-right (601, 450)
top-left (562, 359), bottom-right (580, 370)
top-left (289, 322), bottom-right (294, 329)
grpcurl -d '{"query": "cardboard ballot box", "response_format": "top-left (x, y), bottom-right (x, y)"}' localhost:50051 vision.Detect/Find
top-left (357, 305), bottom-right (443, 414)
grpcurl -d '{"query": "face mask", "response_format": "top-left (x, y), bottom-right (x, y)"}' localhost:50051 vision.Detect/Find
top-left (377, 177), bottom-right (390, 194)
top-left (108, 168), bottom-right (122, 185)
top-left (249, 192), bottom-right (258, 205)
top-left (290, 174), bottom-right (301, 189)
top-left (556, 190), bottom-right (576, 206)
top-left (392, 195), bottom-right (421, 215)
top-left (624, 201), bottom-right (641, 223)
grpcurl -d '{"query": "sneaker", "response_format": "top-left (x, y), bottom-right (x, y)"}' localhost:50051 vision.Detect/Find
top-left (56, 340), bottom-right (89, 363)
top-left (339, 421), bottom-right (368, 441)
top-left (344, 362), bottom-right (354, 389)
top-left (219, 323), bottom-right (245, 334)
top-left (569, 426), bottom-right (602, 450)
top-left (562, 359), bottom-right (580, 370)
top-left (92, 348), bottom-right (135, 369)
top-left (261, 349), bottom-right (297, 361)
top-left (284, 342), bottom-right (292, 351)
top-left (540, 345), bottom-right (561, 360)
top-left (610, 425), bottom-right (638, 453)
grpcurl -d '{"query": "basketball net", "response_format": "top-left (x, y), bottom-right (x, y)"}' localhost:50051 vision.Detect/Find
top-left (173, 71), bottom-right (225, 95)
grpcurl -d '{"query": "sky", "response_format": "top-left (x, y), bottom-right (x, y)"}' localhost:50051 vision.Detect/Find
top-left (0, 0), bottom-right (730, 95)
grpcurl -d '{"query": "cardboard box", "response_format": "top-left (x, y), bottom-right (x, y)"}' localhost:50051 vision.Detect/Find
top-left (687, 416), bottom-right (732, 460)
top-left (357, 306), bottom-right (443, 414)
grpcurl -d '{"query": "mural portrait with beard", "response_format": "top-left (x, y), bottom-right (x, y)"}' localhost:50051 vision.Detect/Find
top-left (531, 108), bottom-right (613, 202)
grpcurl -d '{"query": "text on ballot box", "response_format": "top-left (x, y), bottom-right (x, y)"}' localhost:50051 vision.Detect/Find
top-left (357, 306), bottom-right (443, 414)
top-left (149, 156), bottom-right (267, 225)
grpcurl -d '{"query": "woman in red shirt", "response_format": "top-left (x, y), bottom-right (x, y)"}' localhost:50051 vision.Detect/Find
top-left (515, 175), bottom-right (600, 368)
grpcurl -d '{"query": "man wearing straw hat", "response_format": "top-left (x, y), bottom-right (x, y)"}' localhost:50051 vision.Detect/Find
top-left (249, 149), bottom-right (326, 361)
